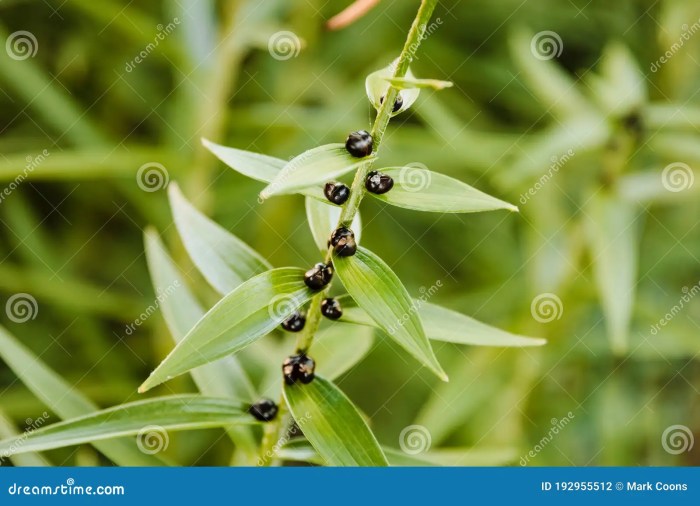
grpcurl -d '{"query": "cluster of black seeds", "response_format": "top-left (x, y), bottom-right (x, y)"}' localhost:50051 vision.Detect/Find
top-left (283, 353), bottom-right (316, 385)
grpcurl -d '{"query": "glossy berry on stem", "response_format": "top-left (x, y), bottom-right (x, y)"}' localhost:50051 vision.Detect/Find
top-left (329, 227), bottom-right (357, 257)
top-left (320, 298), bottom-right (343, 320)
top-left (324, 182), bottom-right (350, 205)
top-left (304, 262), bottom-right (333, 290)
top-left (380, 94), bottom-right (404, 113)
top-left (281, 311), bottom-right (305, 332)
top-left (248, 398), bottom-right (278, 422)
top-left (365, 170), bottom-right (394, 194)
top-left (282, 354), bottom-right (316, 385)
top-left (345, 130), bottom-right (373, 158)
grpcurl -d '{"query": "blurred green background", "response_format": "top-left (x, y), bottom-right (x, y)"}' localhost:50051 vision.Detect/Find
top-left (1, 0), bottom-right (699, 466)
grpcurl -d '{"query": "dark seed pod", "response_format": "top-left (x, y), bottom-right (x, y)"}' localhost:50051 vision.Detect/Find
top-left (320, 298), bottom-right (343, 320)
top-left (248, 398), bottom-right (278, 422)
top-left (380, 94), bottom-right (404, 113)
top-left (281, 311), bottom-right (306, 332)
top-left (329, 227), bottom-right (357, 257)
top-left (324, 182), bottom-right (350, 205)
top-left (365, 170), bottom-right (394, 194)
top-left (282, 353), bottom-right (316, 385)
top-left (345, 130), bottom-right (373, 158)
top-left (304, 262), bottom-right (333, 290)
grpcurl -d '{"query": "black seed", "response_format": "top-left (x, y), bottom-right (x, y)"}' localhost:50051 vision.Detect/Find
top-left (365, 170), bottom-right (394, 194)
top-left (248, 398), bottom-right (278, 422)
top-left (304, 262), bottom-right (333, 290)
top-left (329, 227), bottom-right (357, 257)
top-left (380, 94), bottom-right (404, 113)
top-left (345, 130), bottom-right (373, 158)
top-left (320, 298), bottom-right (343, 320)
top-left (282, 354), bottom-right (316, 385)
top-left (281, 311), bottom-right (306, 332)
top-left (324, 182), bottom-right (350, 205)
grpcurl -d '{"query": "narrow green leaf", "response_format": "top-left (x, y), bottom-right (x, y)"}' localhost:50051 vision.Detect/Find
top-left (260, 144), bottom-right (371, 199)
top-left (202, 138), bottom-right (325, 200)
top-left (139, 268), bottom-right (315, 392)
top-left (144, 229), bottom-right (256, 400)
top-left (585, 192), bottom-right (640, 354)
top-left (336, 295), bottom-right (545, 347)
top-left (144, 228), bottom-right (259, 462)
top-left (370, 167), bottom-right (517, 213)
top-left (333, 247), bottom-right (447, 381)
top-left (365, 60), bottom-right (420, 116)
top-left (383, 76), bottom-right (453, 90)
top-left (0, 395), bottom-right (256, 456)
top-left (202, 138), bottom-right (286, 183)
top-left (383, 446), bottom-right (518, 466)
top-left (0, 326), bottom-right (165, 466)
top-left (169, 183), bottom-right (271, 294)
top-left (283, 376), bottom-right (388, 466)
top-left (279, 443), bottom-right (516, 466)
top-left (305, 197), bottom-right (362, 255)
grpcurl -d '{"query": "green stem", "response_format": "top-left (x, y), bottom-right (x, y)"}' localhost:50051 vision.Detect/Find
top-left (260, 0), bottom-right (439, 464)
top-left (338, 0), bottom-right (438, 227)
top-left (258, 395), bottom-right (289, 466)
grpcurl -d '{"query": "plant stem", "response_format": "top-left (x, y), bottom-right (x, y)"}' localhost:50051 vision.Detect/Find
top-left (338, 0), bottom-right (438, 227)
top-left (259, 0), bottom-right (439, 465)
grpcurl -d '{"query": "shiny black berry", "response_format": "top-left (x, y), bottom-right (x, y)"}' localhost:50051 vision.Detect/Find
top-left (345, 130), bottom-right (373, 158)
top-left (304, 262), bottom-right (333, 290)
top-left (380, 94), bottom-right (404, 113)
top-left (281, 311), bottom-right (305, 332)
top-left (324, 182), bottom-right (350, 205)
top-left (282, 354), bottom-right (316, 385)
top-left (328, 227), bottom-right (357, 257)
top-left (320, 298), bottom-right (343, 320)
top-left (248, 398), bottom-right (278, 422)
top-left (365, 170), bottom-right (394, 194)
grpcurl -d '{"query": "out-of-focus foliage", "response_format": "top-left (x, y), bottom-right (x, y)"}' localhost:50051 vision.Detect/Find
top-left (0, 0), bottom-right (698, 466)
